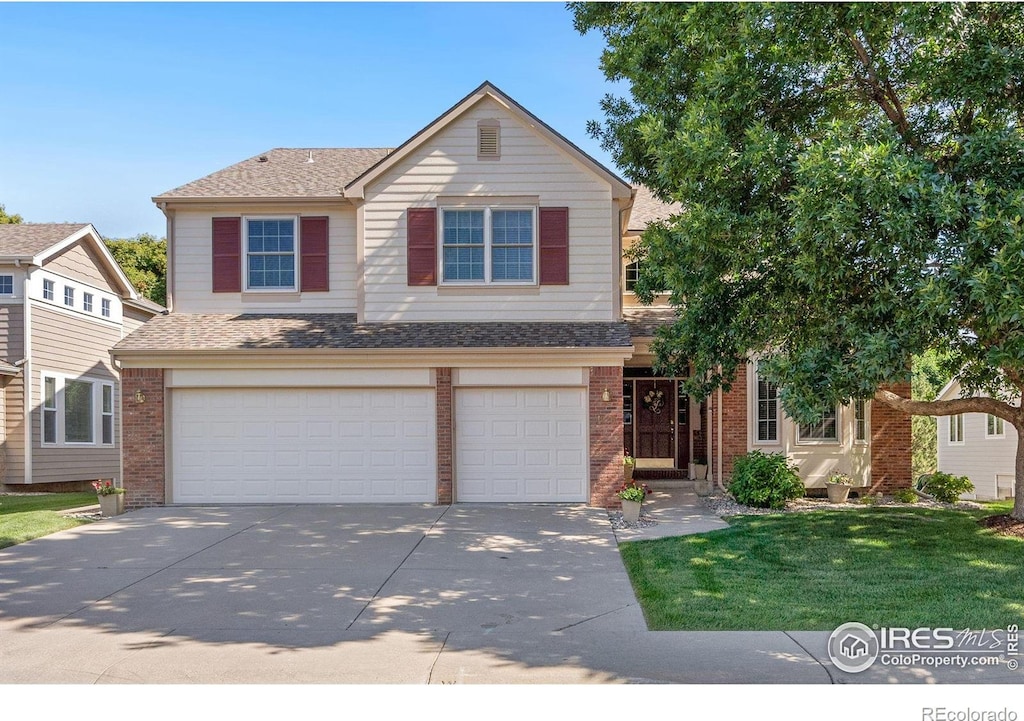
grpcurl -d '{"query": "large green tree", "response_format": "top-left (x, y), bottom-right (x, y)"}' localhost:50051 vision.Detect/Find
top-left (0, 203), bottom-right (23, 224)
top-left (572, 2), bottom-right (1024, 517)
top-left (104, 233), bottom-right (167, 307)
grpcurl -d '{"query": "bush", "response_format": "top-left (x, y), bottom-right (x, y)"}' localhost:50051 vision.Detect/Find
top-left (729, 451), bottom-right (804, 509)
top-left (921, 472), bottom-right (974, 504)
top-left (893, 488), bottom-right (918, 504)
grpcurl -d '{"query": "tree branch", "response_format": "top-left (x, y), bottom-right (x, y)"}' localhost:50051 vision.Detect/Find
top-left (843, 28), bottom-right (917, 149)
top-left (874, 388), bottom-right (1022, 424)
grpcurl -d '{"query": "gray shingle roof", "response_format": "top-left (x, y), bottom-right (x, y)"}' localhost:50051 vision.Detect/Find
top-left (0, 223), bottom-right (89, 258)
top-left (623, 308), bottom-right (677, 338)
top-left (628, 185), bottom-right (681, 232)
top-left (114, 313), bottom-right (633, 353)
top-left (154, 148), bottom-right (393, 200)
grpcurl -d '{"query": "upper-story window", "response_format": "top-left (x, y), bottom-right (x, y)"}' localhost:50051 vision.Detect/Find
top-left (949, 414), bottom-right (964, 444)
top-left (101, 298), bottom-right (111, 317)
top-left (986, 414), bottom-right (1005, 438)
top-left (43, 279), bottom-right (55, 301)
top-left (0, 275), bottom-right (13, 295)
top-left (798, 408), bottom-right (839, 443)
top-left (83, 292), bottom-right (94, 313)
top-left (64, 286), bottom-right (74, 307)
top-left (245, 218), bottom-right (296, 290)
top-left (625, 261), bottom-right (641, 292)
top-left (441, 207), bottom-right (535, 284)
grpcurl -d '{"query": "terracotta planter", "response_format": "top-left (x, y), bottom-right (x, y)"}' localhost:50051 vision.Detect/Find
top-left (826, 483), bottom-right (851, 504)
top-left (624, 465), bottom-right (635, 483)
top-left (98, 494), bottom-right (125, 517)
top-left (620, 499), bottom-right (642, 523)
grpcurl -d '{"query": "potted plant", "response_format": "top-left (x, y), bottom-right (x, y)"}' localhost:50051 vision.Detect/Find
top-left (93, 480), bottom-right (126, 517)
top-left (690, 453), bottom-right (708, 481)
top-left (825, 473), bottom-right (853, 504)
top-left (623, 453), bottom-right (636, 483)
top-left (617, 480), bottom-right (649, 523)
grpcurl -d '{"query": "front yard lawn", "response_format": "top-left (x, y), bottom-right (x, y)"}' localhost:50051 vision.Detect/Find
top-left (0, 493), bottom-right (97, 550)
top-left (620, 502), bottom-right (1024, 630)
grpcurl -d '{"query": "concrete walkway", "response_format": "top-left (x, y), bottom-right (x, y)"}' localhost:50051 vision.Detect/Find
top-left (0, 501), bottom-right (1019, 684)
top-left (609, 488), bottom-right (730, 542)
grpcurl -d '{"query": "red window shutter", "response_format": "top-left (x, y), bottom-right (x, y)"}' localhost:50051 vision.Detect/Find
top-left (212, 217), bottom-right (241, 293)
top-left (300, 216), bottom-right (329, 292)
top-left (407, 207), bottom-right (437, 286)
top-left (539, 207), bottom-right (569, 285)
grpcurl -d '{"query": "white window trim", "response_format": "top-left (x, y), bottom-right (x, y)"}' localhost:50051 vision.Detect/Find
top-left (64, 285), bottom-right (75, 307)
top-left (42, 278), bottom-right (55, 301)
top-left (948, 414), bottom-right (965, 445)
top-left (101, 298), bottom-right (112, 317)
top-left (83, 292), bottom-right (94, 313)
top-left (796, 407), bottom-right (841, 445)
top-left (854, 399), bottom-right (869, 444)
top-left (243, 215), bottom-right (300, 292)
top-left (985, 414), bottom-right (1005, 439)
top-left (39, 371), bottom-right (115, 447)
top-left (753, 365), bottom-right (780, 445)
top-left (0, 274), bottom-right (14, 295)
top-left (438, 205), bottom-right (538, 286)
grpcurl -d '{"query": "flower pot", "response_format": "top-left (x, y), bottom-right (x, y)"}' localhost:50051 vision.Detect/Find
top-left (690, 463), bottom-right (708, 480)
top-left (826, 483), bottom-right (851, 504)
top-left (624, 465), bottom-right (634, 483)
top-left (621, 499), bottom-right (642, 524)
top-left (98, 494), bottom-right (124, 517)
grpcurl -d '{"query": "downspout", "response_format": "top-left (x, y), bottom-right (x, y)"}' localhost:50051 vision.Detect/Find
top-left (705, 394), bottom-right (713, 485)
top-left (716, 384), bottom-right (725, 491)
top-left (22, 268), bottom-right (32, 485)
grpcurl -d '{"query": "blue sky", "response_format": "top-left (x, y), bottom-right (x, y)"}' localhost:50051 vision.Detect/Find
top-left (0, 2), bottom-right (623, 238)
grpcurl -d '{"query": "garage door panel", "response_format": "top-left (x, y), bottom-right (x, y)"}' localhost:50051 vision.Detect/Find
top-left (456, 388), bottom-right (587, 503)
top-left (172, 388), bottom-right (436, 504)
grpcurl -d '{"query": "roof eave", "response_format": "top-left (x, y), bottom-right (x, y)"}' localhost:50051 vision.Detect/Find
top-left (152, 195), bottom-right (351, 206)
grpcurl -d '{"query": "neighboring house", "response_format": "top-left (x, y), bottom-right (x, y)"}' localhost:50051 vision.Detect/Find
top-left (935, 379), bottom-right (1017, 500)
top-left (0, 223), bottom-right (162, 489)
top-left (113, 81), bottom-right (910, 508)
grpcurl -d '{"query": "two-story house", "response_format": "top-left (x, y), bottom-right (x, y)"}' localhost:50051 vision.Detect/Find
top-left (113, 82), bottom-right (910, 508)
top-left (0, 223), bottom-right (161, 489)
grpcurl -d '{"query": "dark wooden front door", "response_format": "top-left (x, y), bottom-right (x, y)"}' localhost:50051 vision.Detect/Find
top-left (635, 380), bottom-right (675, 458)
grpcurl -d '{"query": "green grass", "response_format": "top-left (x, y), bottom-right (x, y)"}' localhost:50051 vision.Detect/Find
top-left (0, 493), bottom-right (97, 549)
top-left (620, 501), bottom-right (1024, 630)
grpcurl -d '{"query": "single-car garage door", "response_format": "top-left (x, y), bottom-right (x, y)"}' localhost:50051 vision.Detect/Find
top-left (455, 388), bottom-right (587, 502)
top-left (171, 388), bottom-right (436, 503)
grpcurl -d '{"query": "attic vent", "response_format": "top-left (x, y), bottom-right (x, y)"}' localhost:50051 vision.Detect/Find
top-left (477, 120), bottom-right (500, 160)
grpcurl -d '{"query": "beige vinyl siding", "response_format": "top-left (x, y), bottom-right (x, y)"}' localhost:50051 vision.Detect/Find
top-left (44, 242), bottom-right (121, 294)
top-left (362, 96), bottom-right (617, 322)
top-left (30, 304), bottom-right (120, 484)
top-left (122, 305), bottom-right (154, 337)
top-left (937, 411), bottom-right (1017, 500)
top-left (0, 304), bottom-right (25, 483)
top-left (171, 206), bottom-right (358, 313)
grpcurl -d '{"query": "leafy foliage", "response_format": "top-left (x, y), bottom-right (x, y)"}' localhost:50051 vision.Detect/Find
top-left (0, 203), bottom-right (23, 224)
top-left (572, 2), bottom-right (1024, 516)
top-left (104, 233), bottom-right (167, 306)
top-left (728, 450), bottom-right (805, 509)
top-left (893, 488), bottom-right (919, 504)
top-left (911, 350), bottom-right (950, 477)
top-left (921, 471), bottom-right (975, 504)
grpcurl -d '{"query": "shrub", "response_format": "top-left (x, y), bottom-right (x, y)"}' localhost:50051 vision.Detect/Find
top-left (921, 472), bottom-right (974, 504)
top-left (893, 488), bottom-right (918, 504)
top-left (728, 450), bottom-right (804, 509)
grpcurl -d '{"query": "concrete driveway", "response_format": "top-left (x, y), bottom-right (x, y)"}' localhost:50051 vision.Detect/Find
top-left (1, 503), bottom-right (1018, 684)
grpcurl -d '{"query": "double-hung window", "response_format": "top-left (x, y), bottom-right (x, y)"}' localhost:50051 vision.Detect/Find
top-left (64, 286), bottom-right (74, 307)
top-left (755, 363), bottom-right (779, 443)
top-left (40, 373), bottom-right (115, 446)
top-left (854, 399), bottom-right (868, 443)
top-left (43, 279), bottom-right (54, 301)
top-left (101, 298), bottom-right (111, 317)
top-left (83, 292), bottom-right (94, 313)
top-left (949, 414), bottom-right (964, 444)
top-left (986, 414), bottom-right (1005, 438)
top-left (441, 207), bottom-right (535, 284)
top-left (799, 408), bottom-right (839, 443)
top-left (245, 217), bottom-right (296, 290)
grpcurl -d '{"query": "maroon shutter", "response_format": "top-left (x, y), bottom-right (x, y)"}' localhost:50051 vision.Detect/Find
top-left (407, 207), bottom-right (437, 286)
top-left (212, 217), bottom-right (241, 293)
top-left (539, 207), bottom-right (569, 285)
top-left (300, 216), bottom-right (329, 292)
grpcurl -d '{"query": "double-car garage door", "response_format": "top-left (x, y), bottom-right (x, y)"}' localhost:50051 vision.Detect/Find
top-left (170, 386), bottom-right (588, 504)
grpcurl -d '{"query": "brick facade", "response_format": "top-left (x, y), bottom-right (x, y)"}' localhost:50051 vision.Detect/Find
top-left (869, 382), bottom-right (913, 493)
top-left (121, 368), bottom-right (165, 509)
top-left (589, 365), bottom-right (624, 507)
top-left (711, 365), bottom-right (749, 481)
top-left (435, 367), bottom-right (453, 504)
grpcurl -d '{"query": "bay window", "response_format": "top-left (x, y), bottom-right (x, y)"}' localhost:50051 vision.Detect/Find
top-left (40, 373), bottom-right (115, 446)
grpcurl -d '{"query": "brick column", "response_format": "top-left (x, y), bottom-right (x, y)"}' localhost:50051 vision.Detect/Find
top-left (870, 382), bottom-right (913, 493)
top-left (121, 368), bottom-right (166, 508)
top-left (435, 368), bottom-right (453, 505)
top-left (712, 364), bottom-right (749, 480)
top-left (589, 366), bottom-right (624, 508)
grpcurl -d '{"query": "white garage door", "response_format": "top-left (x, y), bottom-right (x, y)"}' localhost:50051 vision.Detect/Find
top-left (171, 388), bottom-right (436, 503)
top-left (455, 388), bottom-right (587, 502)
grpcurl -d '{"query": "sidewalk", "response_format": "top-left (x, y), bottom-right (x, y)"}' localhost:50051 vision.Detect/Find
top-left (609, 488), bottom-right (729, 542)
